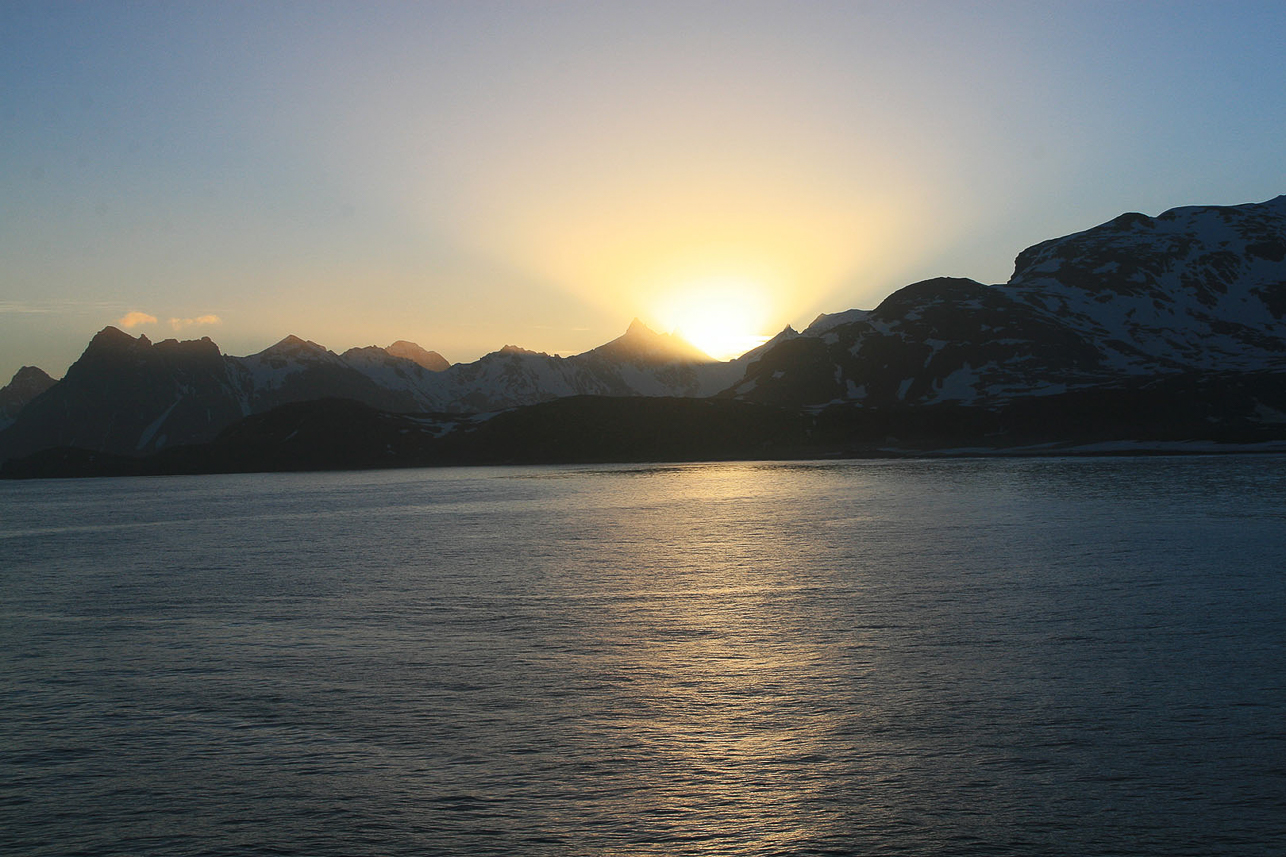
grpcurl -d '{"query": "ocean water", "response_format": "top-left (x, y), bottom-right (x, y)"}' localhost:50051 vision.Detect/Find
top-left (1, 456), bottom-right (1284, 856)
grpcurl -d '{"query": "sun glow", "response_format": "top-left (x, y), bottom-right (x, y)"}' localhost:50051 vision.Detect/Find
top-left (655, 279), bottom-right (774, 361)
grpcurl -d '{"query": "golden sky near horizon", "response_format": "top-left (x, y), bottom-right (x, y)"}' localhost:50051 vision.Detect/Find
top-left (2, 2), bottom-right (1284, 376)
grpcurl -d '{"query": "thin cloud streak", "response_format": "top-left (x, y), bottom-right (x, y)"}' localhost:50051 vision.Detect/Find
top-left (169, 315), bottom-right (222, 331)
top-left (0, 300), bottom-right (121, 315)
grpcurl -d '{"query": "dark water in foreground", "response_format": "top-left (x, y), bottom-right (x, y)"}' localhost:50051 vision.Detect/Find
top-left (1, 456), bottom-right (1284, 856)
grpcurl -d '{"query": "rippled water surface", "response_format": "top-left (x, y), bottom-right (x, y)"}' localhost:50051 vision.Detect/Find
top-left (2, 457), bottom-right (1284, 856)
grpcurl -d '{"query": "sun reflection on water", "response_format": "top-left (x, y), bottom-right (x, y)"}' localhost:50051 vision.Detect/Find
top-left (524, 463), bottom-right (870, 851)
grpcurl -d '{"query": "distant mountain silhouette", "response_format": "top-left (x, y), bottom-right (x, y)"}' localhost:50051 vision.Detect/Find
top-left (0, 366), bottom-right (56, 430)
top-left (4, 194), bottom-right (1286, 474)
top-left (0, 319), bottom-right (746, 462)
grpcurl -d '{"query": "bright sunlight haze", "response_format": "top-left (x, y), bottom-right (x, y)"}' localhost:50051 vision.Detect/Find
top-left (655, 279), bottom-right (774, 361)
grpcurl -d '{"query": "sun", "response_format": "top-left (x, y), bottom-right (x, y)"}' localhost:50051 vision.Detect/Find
top-left (655, 279), bottom-right (774, 361)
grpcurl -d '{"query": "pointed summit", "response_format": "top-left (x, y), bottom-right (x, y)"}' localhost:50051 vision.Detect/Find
top-left (731, 325), bottom-right (799, 365)
top-left (251, 335), bottom-right (333, 361)
top-left (267, 334), bottom-right (317, 352)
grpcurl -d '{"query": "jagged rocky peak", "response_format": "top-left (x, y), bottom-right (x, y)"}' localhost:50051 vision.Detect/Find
top-left (61, 328), bottom-right (160, 381)
top-left (154, 336), bottom-right (223, 359)
top-left (492, 344), bottom-right (546, 358)
top-left (84, 326), bottom-right (150, 355)
top-left (385, 340), bottom-right (449, 372)
top-left (72, 327), bottom-right (229, 375)
top-left (590, 318), bottom-right (715, 365)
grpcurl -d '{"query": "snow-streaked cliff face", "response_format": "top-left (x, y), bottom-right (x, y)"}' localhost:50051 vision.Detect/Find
top-left (1001, 196), bottom-right (1286, 373)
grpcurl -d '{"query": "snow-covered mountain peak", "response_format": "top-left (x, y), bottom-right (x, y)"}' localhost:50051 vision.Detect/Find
top-left (232, 334), bottom-right (350, 399)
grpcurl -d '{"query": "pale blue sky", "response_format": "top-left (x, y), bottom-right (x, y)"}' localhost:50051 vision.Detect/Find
top-left (3, 1), bottom-right (1284, 377)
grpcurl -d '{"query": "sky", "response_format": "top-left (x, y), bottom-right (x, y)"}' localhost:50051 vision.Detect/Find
top-left (2, 1), bottom-right (1285, 379)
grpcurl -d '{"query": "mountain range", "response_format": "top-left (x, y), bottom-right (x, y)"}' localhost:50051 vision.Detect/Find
top-left (3, 195), bottom-right (1286, 475)
top-left (0, 318), bottom-right (771, 463)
